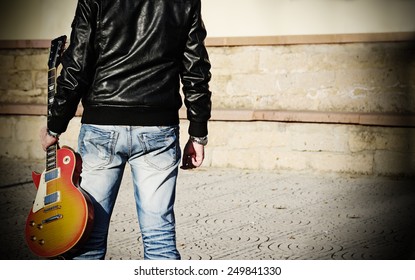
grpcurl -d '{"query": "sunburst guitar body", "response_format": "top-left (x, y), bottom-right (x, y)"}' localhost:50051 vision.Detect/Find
top-left (25, 146), bottom-right (93, 258)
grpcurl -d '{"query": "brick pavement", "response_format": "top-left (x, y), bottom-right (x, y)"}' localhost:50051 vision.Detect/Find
top-left (1, 159), bottom-right (414, 260)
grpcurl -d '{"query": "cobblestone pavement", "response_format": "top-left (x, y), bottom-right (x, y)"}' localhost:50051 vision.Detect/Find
top-left (1, 159), bottom-right (414, 260)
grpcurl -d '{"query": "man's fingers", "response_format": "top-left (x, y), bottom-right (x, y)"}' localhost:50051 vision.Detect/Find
top-left (191, 155), bottom-right (203, 167)
top-left (181, 155), bottom-right (195, 169)
top-left (180, 139), bottom-right (205, 170)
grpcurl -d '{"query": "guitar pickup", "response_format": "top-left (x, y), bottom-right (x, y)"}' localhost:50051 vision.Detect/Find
top-left (44, 191), bottom-right (61, 205)
top-left (45, 168), bottom-right (60, 182)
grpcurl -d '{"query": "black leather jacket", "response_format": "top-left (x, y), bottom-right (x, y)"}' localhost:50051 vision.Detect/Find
top-left (49, 0), bottom-right (211, 137)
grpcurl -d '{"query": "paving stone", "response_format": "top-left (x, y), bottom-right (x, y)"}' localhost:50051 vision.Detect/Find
top-left (0, 159), bottom-right (414, 260)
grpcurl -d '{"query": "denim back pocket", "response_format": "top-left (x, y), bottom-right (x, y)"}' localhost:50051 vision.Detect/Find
top-left (139, 126), bottom-right (180, 171)
top-left (79, 125), bottom-right (118, 169)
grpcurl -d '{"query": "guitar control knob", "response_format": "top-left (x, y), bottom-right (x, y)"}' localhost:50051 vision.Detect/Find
top-left (30, 236), bottom-right (37, 241)
top-left (39, 239), bottom-right (45, 245)
top-left (37, 224), bottom-right (43, 230)
top-left (30, 221), bottom-right (36, 227)
top-left (63, 156), bottom-right (71, 164)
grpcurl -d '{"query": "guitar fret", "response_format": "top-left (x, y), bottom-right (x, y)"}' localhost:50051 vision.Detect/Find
top-left (46, 160), bottom-right (56, 168)
top-left (46, 163), bottom-right (55, 170)
top-left (46, 145), bottom-right (57, 171)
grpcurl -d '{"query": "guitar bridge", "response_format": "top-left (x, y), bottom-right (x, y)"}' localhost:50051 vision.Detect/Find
top-left (43, 205), bottom-right (62, 213)
top-left (42, 214), bottom-right (63, 224)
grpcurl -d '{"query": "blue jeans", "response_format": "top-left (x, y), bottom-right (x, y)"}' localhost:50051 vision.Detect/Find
top-left (71, 124), bottom-right (181, 260)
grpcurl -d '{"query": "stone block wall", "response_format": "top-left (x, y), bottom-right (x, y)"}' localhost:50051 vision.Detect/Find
top-left (205, 121), bottom-right (414, 176)
top-left (1, 41), bottom-right (414, 176)
top-left (1, 116), bottom-right (414, 176)
top-left (0, 49), bottom-right (48, 104)
top-left (209, 43), bottom-right (415, 113)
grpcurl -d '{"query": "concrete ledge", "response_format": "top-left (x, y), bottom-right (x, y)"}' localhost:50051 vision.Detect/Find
top-left (1, 104), bottom-right (414, 127)
top-left (249, 110), bottom-right (415, 127)
top-left (206, 32), bottom-right (415, 46)
top-left (1, 32), bottom-right (414, 49)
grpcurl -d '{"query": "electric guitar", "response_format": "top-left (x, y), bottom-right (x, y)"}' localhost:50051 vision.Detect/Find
top-left (25, 36), bottom-right (94, 258)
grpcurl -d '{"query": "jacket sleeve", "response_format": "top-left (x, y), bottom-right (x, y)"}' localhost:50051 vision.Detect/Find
top-left (48, 0), bottom-right (96, 134)
top-left (180, 0), bottom-right (212, 137)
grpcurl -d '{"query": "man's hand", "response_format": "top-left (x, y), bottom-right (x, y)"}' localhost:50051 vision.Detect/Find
top-left (181, 139), bottom-right (205, 170)
top-left (40, 127), bottom-right (59, 151)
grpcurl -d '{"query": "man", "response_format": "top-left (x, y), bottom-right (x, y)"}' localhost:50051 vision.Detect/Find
top-left (40, 0), bottom-right (211, 260)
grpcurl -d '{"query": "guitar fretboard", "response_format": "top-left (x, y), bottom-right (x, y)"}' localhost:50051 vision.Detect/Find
top-left (46, 68), bottom-right (58, 172)
top-left (46, 145), bottom-right (57, 171)
top-left (47, 68), bottom-right (56, 122)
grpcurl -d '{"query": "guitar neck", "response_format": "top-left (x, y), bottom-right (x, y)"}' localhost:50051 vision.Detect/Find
top-left (46, 144), bottom-right (58, 171)
top-left (47, 68), bottom-right (57, 123)
top-left (45, 35), bottom-right (66, 172)
top-left (46, 67), bottom-right (58, 171)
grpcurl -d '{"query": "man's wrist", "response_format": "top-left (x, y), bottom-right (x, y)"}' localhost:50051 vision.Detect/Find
top-left (47, 129), bottom-right (60, 139)
top-left (190, 135), bottom-right (208, 146)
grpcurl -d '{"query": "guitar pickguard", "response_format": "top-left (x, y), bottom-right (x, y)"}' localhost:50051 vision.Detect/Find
top-left (32, 172), bottom-right (47, 213)
top-left (32, 169), bottom-right (61, 213)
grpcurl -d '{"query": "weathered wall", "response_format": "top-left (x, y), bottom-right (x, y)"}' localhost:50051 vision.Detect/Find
top-left (1, 41), bottom-right (415, 176)
top-left (1, 116), bottom-right (414, 176)
top-left (0, 49), bottom-right (48, 104)
top-left (209, 43), bottom-right (415, 113)
top-left (2, 42), bottom-right (413, 111)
